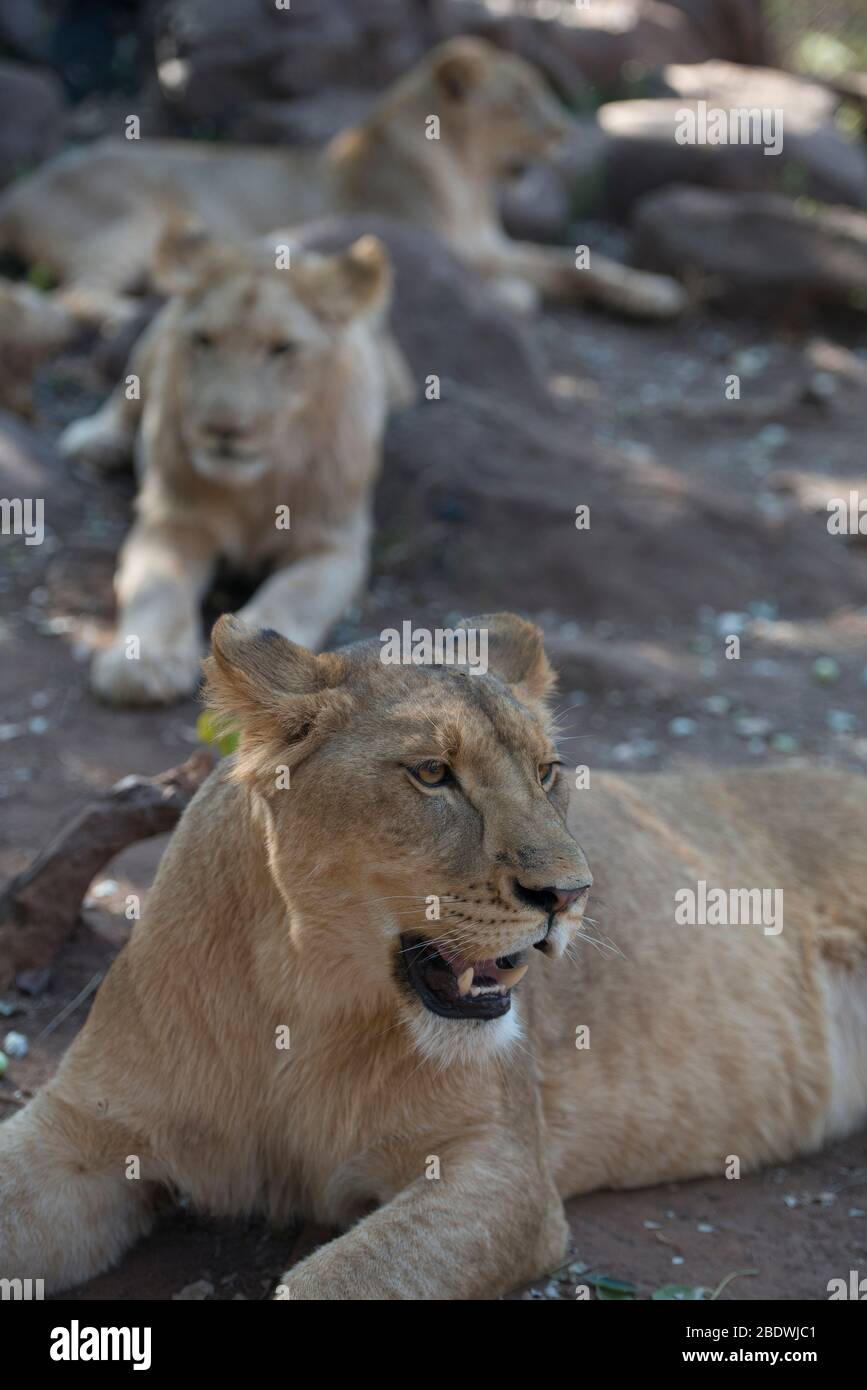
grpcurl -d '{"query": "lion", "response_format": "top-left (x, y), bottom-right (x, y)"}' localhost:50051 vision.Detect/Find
top-left (0, 280), bottom-right (73, 416)
top-left (0, 37), bottom-right (684, 324)
top-left (0, 613), bottom-right (864, 1299)
top-left (68, 226), bottom-right (407, 706)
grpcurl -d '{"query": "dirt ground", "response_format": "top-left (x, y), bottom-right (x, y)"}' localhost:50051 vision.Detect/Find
top-left (2, 275), bottom-right (866, 1300)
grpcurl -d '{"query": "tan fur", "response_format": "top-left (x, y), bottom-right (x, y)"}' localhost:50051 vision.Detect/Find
top-left (0, 39), bottom-right (684, 323)
top-left (0, 280), bottom-right (73, 416)
top-left (73, 231), bottom-right (403, 706)
top-left (0, 615), bottom-right (864, 1299)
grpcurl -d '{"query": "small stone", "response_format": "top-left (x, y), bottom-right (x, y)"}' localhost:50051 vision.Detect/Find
top-left (696, 1223), bottom-right (715, 1234)
top-left (848, 1208), bottom-right (865, 1218)
top-left (735, 716), bottom-right (772, 738)
top-left (643, 1220), bottom-right (662, 1229)
top-left (715, 611), bottom-right (748, 636)
top-left (812, 656), bottom-right (839, 684)
top-left (756, 423), bottom-right (790, 450)
top-left (771, 733), bottom-right (799, 753)
top-left (3, 1031), bottom-right (27, 1059)
top-left (702, 695), bottom-right (730, 716)
top-left (172, 1279), bottom-right (215, 1301)
top-left (0, 724), bottom-right (21, 741)
top-left (672, 1256), bottom-right (684, 1266)
top-left (668, 717), bottom-right (697, 738)
top-left (827, 709), bottom-right (855, 734)
top-left (15, 967), bottom-right (52, 995)
top-left (27, 716), bottom-right (49, 735)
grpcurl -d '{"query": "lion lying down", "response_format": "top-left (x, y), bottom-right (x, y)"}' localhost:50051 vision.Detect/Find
top-left (66, 227), bottom-right (408, 706)
top-left (0, 38), bottom-right (684, 325)
top-left (0, 613), bottom-right (865, 1299)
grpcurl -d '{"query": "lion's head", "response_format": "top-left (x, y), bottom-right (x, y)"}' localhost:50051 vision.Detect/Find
top-left (152, 226), bottom-right (393, 487)
top-left (203, 612), bottom-right (592, 1066)
top-left (427, 37), bottom-right (569, 176)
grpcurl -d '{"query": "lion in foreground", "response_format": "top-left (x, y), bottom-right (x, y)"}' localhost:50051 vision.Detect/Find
top-left (67, 227), bottom-right (406, 706)
top-left (0, 38), bottom-right (684, 325)
top-left (0, 613), bottom-right (865, 1299)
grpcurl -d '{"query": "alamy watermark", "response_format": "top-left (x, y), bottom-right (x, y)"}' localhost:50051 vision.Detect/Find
top-left (380, 622), bottom-right (488, 674)
top-left (675, 103), bottom-right (784, 157)
top-left (675, 880), bottom-right (783, 936)
top-left (0, 497), bottom-right (44, 545)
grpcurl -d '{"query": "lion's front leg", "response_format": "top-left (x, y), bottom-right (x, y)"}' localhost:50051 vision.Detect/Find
top-left (239, 522), bottom-right (369, 652)
top-left (92, 519), bottom-right (216, 705)
top-left (274, 1141), bottom-right (569, 1301)
top-left (470, 238), bottom-right (687, 320)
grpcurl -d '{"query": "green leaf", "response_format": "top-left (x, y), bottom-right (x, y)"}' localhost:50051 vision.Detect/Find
top-left (196, 710), bottom-right (239, 757)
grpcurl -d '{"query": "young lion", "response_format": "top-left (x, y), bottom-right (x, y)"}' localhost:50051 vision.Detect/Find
top-left (0, 614), bottom-right (864, 1299)
top-left (75, 228), bottom-right (404, 706)
top-left (0, 38), bottom-right (684, 323)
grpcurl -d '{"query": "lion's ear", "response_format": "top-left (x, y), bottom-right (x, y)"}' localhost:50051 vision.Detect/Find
top-left (203, 616), bottom-right (351, 793)
top-left (299, 236), bottom-right (392, 325)
top-left (433, 41), bottom-right (486, 103)
top-left (458, 613), bottom-right (556, 709)
top-left (152, 219), bottom-right (213, 294)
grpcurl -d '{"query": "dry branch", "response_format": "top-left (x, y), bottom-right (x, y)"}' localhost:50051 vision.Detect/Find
top-left (0, 747), bottom-right (214, 989)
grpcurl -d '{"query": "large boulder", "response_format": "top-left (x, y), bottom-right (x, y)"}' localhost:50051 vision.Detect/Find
top-left (597, 62), bottom-right (867, 216)
top-left (632, 183), bottom-right (867, 310)
top-left (152, 0), bottom-right (773, 137)
top-left (0, 59), bottom-right (65, 187)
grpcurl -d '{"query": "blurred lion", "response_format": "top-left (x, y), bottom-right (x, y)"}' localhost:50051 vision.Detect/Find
top-left (0, 38), bottom-right (684, 324)
top-left (63, 227), bottom-right (407, 706)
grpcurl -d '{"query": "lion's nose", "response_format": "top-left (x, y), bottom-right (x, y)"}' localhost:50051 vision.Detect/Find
top-left (205, 420), bottom-right (246, 445)
top-left (513, 879), bottom-right (591, 916)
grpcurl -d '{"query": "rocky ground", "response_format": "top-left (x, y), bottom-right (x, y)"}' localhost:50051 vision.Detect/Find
top-left (2, 213), bottom-right (866, 1297)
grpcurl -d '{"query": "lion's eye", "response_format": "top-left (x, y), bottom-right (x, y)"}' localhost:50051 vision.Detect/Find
top-left (409, 760), bottom-right (450, 789)
top-left (538, 762), bottom-right (558, 787)
top-left (192, 330), bottom-right (214, 350)
top-left (268, 340), bottom-right (296, 358)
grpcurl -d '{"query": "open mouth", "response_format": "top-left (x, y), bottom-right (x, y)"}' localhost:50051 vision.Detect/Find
top-left (398, 933), bottom-right (531, 1021)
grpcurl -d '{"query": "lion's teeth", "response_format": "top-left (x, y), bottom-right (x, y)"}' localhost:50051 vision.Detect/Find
top-left (496, 962), bottom-right (529, 990)
top-left (457, 967), bottom-right (474, 997)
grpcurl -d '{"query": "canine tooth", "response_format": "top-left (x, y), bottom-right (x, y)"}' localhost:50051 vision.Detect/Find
top-left (457, 967), bottom-right (474, 997)
top-left (470, 986), bottom-right (481, 997)
top-left (497, 962), bottom-right (529, 990)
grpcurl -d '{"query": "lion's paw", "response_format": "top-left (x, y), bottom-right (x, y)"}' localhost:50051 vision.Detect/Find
top-left (90, 639), bottom-right (202, 706)
top-left (59, 413), bottom-right (132, 471)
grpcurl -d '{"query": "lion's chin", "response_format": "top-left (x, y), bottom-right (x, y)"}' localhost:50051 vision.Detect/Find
top-left (402, 998), bottom-right (524, 1070)
top-left (191, 451), bottom-right (271, 486)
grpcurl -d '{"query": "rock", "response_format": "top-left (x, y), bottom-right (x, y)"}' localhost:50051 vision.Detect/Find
top-left (597, 63), bottom-right (867, 216)
top-left (232, 89), bottom-right (377, 146)
top-left (632, 185), bottom-right (867, 311)
top-left (0, 59), bottom-right (65, 187)
top-left (153, 0), bottom-right (772, 139)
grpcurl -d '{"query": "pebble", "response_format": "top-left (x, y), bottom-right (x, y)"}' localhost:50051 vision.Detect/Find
top-left (696, 1223), bottom-right (715, 1234)
top-left (812, 656), bottom-right (839, 684)
top-left (668, 717), bottom-right (698, 738)
top-left (91, 879), bottom-right (119, 898)
top-left (672, 1256), bottom-right (684, 1266)
top-left (715, 611), bottom-right (748, 636)
top-left (828, 710), bottom-right (855, 734)
top-left (27, 716), bottom-right (49, 735)
top-left (735, 716), bottom-right (772, 738)
top-left (3, 1031), bottom-right (28, 1059)
top-left (756, 423), bottom-right (790, 450)
top-left (702, 695), bottom-right (730, 716)
top-left (770, 733), bottom-right (799, 753)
